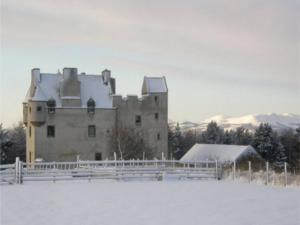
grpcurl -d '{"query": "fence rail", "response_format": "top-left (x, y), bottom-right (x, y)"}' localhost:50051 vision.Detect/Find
top-left (0, 158), bottom-right (220, 184)
top-left (225, 160), bottom-right (300, 187)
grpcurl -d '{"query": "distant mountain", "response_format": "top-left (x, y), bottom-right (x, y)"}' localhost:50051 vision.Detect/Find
top-left (171, 113), bottom-right (300, 132)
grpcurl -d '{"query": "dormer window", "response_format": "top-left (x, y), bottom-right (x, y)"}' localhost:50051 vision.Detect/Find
top-left (87, 98), bottom-right (95, 114)
top-left (47, 99), bottom-right (56, 113)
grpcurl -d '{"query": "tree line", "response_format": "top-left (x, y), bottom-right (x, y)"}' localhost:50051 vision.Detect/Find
top-left (1, 121), bottom-right (299, 171)
top-left (168, 121), bottom-right (300, 170)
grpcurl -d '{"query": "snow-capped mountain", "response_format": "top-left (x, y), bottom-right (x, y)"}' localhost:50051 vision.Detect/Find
top-left (171, 113), bottom-right (300, 132)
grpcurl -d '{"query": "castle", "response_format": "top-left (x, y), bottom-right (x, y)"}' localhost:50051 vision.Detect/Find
top-left (23, 68), bottom-right (168, 162)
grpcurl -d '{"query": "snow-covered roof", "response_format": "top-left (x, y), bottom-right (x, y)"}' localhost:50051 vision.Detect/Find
top-left (180, 144), bottom-right (258, 163)
top-left (142, 76), bottom-right (167, 94)
top-left (25, 73), bottom-right (113, 108)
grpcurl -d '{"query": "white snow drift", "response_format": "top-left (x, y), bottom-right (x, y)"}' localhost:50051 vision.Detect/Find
top-left (1, 181), bottom-right (299, 225)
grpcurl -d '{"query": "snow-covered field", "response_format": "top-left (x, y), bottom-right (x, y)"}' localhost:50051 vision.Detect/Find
top-left (1, 180), bottom-right (299, 225)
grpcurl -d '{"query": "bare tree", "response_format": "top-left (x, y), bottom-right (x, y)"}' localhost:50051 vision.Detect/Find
top-left (108, 126), bottom-right (153, 160)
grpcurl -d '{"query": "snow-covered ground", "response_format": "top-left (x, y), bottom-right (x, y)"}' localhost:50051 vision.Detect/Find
top-left (1, 180), bottom-right (299, 225)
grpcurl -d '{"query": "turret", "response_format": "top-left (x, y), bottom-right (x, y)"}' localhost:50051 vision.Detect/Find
top-left (28, 101), bottom-right (46, 126)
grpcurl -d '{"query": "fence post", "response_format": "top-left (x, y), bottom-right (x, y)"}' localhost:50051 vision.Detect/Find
top-left (233, 160), bottom-right (236, 181)
top-left (215, 160), bottom-right (218, 180)
top-left (248, 161), bottom-right (251, 183)
top-left (114, 152), bottom-right (117, 168)
top-left (284, 162), bottom-right (287, 187)
top-left (19, 160), bottom-right (23, 184)
top-left (15, 157), bottom-right (20, 184)
top-left (266, 161), bottom-right (269, 185)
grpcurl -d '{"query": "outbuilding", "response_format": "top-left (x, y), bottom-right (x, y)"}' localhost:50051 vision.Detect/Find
top-left (180, 144), bottom-right (264, 169)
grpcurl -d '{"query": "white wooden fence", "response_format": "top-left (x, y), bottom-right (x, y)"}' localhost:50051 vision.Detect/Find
top-left (0, 158), bottom-right (221, 184)
top-left (227, 160), bottom-right (295, 187)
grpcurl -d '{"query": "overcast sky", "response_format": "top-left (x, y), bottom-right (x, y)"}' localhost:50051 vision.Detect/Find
top-left (1, 0), bottom-right (299, 127)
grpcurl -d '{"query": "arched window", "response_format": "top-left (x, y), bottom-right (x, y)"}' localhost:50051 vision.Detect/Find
top-left (47, 98), bottom-right (56, 113)
top-left (87, 98), bottom-right (95, 114)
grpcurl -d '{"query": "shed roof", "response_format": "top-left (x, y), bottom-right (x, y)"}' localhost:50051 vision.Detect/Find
top-left (180, 144), bottom-right (258, 163)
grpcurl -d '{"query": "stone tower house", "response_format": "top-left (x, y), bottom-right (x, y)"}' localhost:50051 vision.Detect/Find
top-left (23, 68), bottom-right (168, 162)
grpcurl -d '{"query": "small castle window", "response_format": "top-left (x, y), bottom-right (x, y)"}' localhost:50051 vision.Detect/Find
top-left (37, 106), bottom-right (42, 112)
top-left (29, 126), bottom-right (31, 137)
top-left (95, 152), bottom-right (102, 160)
top-left (157, 133), bottom-right (160, 140)
top-left (88, 125), bottom-right (96, 137)
top-left (155, 112), bottom-right (159, 120)
top-left (87, 98), bottom-right (95, 114)
top-left (47, 126), bottom-right (55, 137)
top-left (135, 115), bottom-right (141, 126)
top-left (47, 99), bottom-right (56, 113)
top-left (154, 96), bottom-right (159, 103)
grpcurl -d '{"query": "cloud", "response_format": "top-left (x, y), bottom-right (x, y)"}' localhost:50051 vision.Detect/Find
top-left (1, 0), bottom-right (299, 92)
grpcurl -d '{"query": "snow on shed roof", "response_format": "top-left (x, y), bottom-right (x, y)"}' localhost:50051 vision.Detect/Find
top-left (25, 73), bottom-right (113, 108)
top-left (180, 144), bottom-right (258, 163)
top-left (142, 76), bottom-right (167, 94)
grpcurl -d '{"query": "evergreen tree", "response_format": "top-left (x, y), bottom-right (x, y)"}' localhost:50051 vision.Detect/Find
top-left (253, 123), bottom-right (288, 168)
top-left (272, 141), bottom-right (287, 169)
top-left (202, 121), bottom-right (224, 144)
top-left (172, 122), bottom-right (184, 159)
top-left (181, 130), bottom-right (197, 154)
top-left (9, 122), bottom-right (26, 162)
top-left (223, 130), bottom-right (235, 144)
top-left (234, 127), bottom-right (253, 145)
top-left (0, 124), bottom-right (13, 164)
top-left (168, 125), bottom-right (177, 159)
top-left (252, 123), bottom-right (274, 161)
top-left (280, 129), bottom-right (298, 168)
top-left (290, 126), bottom-right (300, 170)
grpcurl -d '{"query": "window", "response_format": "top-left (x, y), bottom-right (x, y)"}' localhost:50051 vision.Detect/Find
top-left (155, 112), bottom-right (159, 120)
top-left (29, 107), bottom-right (31, 113)
top-left (29, 126), bottom-right (31, 137)
top-left (154, 96), bottom-right (159, 104)
top-left (47, 99), bottom-right (56, 113)
top-left (157, 133), bottom-right (160, 140)
top-left (88, 125), bottom-right (96, 137)
top-left (135, 115), bottom-right (141, 126)
top-left (47, 126), bottom-right (55, 137)
top-left (87, 98), bottom-right (95, 114)
top-left (37, 106), bottom-right (42, 112)
top-left (29, 152), bottom-right (32, 163)
top-left (95, 152), bottom-right (102, 161)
